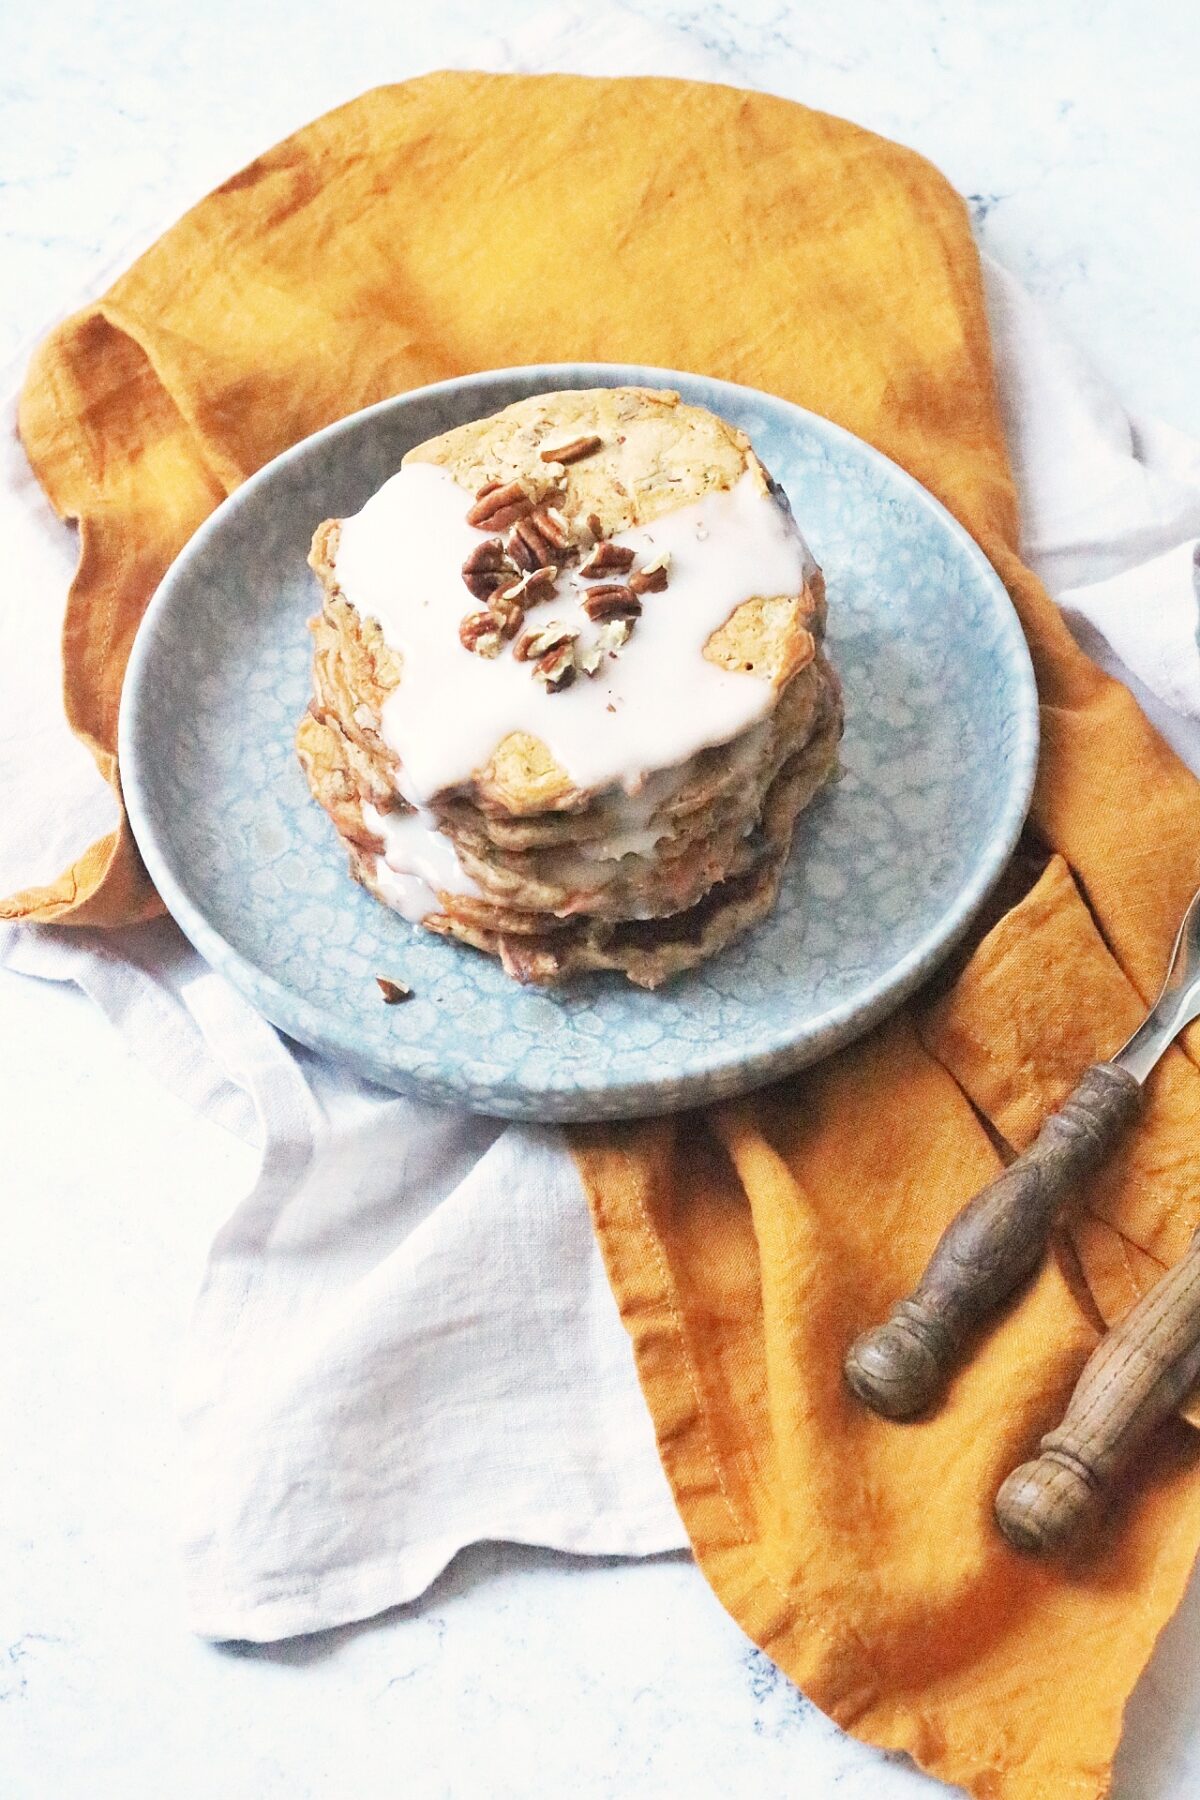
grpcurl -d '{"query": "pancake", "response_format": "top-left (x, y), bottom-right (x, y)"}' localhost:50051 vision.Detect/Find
top-left (366, 692), bottom-right (842, 989)
top-left (296, 385), bottom-right (843, 987)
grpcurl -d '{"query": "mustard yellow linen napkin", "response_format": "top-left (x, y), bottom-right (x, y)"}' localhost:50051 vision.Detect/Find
top-left (13, 73), bottom-right (1200, 1798)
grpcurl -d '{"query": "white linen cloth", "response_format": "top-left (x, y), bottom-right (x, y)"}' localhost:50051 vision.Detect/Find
top-left (3, 7), bottom-right (1200, 1642)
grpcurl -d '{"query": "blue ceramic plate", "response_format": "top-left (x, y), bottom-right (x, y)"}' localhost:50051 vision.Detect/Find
top-left (119, 365), bottom-right (1038, 1120)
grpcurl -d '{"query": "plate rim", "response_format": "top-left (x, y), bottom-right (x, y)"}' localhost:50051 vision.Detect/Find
top-left (119, 361), bottom-right (1039, 1118)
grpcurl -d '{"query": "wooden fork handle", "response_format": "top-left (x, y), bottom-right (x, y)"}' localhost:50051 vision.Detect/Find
top-left (844, 1063), bottom-right (1141, 1420)
top-left (995, 1229), bottom-right (1200, 1554)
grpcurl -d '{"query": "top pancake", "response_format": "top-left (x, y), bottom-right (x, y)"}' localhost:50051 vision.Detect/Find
top-left (312, 387), bottom-right (826, 815)
top-left (406, 386), bottom-right (753, 536)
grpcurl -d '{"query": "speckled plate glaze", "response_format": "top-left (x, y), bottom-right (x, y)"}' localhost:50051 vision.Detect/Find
top-left (119, 365), bottom-right (1038, 1120)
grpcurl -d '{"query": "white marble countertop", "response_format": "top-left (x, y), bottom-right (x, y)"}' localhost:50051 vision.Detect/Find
top-left (3, 4), bottom-right (1199, 1797)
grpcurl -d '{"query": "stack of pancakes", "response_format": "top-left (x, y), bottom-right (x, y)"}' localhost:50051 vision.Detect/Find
top-left (297, 387), bottom-right (842, 987)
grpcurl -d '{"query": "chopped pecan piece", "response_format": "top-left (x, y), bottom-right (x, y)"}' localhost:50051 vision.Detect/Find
top-left (587, 512), bottom-right (604, 540)
top-left (499, 565), bottom-right (559, 602)
top-left (582, 584), bottom-right (641, 623)
top-left (462, 573), bottom-right (505, 600)
top-left (487, 587), bottom-right (527, 638)
top-left (518, 566), bottom-right (559, 604)
top-left (530, 504), bottom-right (573, 551)
top-left (376, 976), bottom-right (413, 1004)
top-left (595, 618), bottom-right (633, 654)
top-left (513, 620), bottom-right (575, 664)
top-left (579, 541), bottom-right (635, 577)
top-left (533, 641), bottom-right (578, 692)
top-left (459, 611), bottom-right (504, 657)
top-left (462, 536), bottom-right (516, 598)
top-left (507, 515), bottom-right (558, 571)
top-left (466, 480), bottom-right (534, 530)
top-left (488, 501), bottom-right (535, 531)
top-left (630, 550), bottom-right (671, 595)
top-left (487, 566), bottom-right (558, 636)
top-left (463, 535), bottom-right (508, 571)
top-left (539, 434), bottom-right (602, 466)
top-left (629, 566), bottom-right (668, 595)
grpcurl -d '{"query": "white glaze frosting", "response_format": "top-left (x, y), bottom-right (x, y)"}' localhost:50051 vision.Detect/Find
top-left (363, 800), bottom-right (481, 923)
top-left (332, 462), bottom-right (813, 808)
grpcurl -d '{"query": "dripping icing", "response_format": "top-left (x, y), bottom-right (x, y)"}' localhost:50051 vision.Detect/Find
top-left (363, 800), bottom-right (481, 923)
top-left (333, 462), bottom-right (813, 807)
